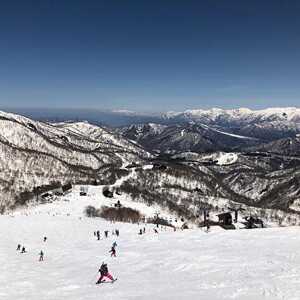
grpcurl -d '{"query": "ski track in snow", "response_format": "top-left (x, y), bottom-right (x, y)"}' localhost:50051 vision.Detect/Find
top-left (2, 192), bottom-right (300, 299)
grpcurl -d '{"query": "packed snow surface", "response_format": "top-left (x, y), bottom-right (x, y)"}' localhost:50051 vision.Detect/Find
top-left (2, 193), bottom-right (300, 300)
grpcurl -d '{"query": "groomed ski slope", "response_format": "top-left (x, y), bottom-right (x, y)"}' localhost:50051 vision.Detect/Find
top-left (2, 194), bottom-right (300, 299)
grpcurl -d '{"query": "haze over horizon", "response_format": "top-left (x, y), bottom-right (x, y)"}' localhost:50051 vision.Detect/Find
top-left (1, 0), bottom-right (300, 112)
top-left (2, 105), bottom-right (300, 116)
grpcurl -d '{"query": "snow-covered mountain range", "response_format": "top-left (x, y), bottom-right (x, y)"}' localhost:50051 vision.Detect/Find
top-left (117, 107), bottom-right (300, 153)
top-left (118, 123), bottom-right (260, 153)
top-left (163, 107), bottom-right (300, 141)
top-left (163, 107), bottom-right (300, 124)
top-left (1, 109), bottom-right (300, 225)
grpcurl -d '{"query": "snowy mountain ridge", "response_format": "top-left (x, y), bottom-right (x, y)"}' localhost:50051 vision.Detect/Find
top-left (0, 110), bottom-right (151, 210)
top-left (163, 107), bottom-right (300, 123)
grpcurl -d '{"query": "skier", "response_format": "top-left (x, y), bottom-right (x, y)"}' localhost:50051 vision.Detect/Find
top-left (154, 228), bottom-right (158, 234)
top-left (16, 244), bottom-right (21, 251)
top-left (43, 236), bottom-right (47, 242)
top-left (104, 230), bottom-right (108, 238)
top-left (138, 229), bottom-right (143, 235)
top-left (97, 231), bottom-right (100, 240)
top-left (112, 241), bottom-right (117, 248)
top-left (39, 250), bottom-right (44, 261)
top-left (143, 227), bottom-right (146, 234)
top-left (115, 229), bottom-right (119, 237)
top-left (109, 246), bottom-right (116, 257)
top-left (21, 246), bottom-right (26, 253)
top-left (96, 263), bottom-right (116, 284)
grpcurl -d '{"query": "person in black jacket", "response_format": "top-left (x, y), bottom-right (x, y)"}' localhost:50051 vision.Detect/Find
top-left (39, 250), bottom-right (44, 261)
top-left (96, 263), bottom-right (115, 284)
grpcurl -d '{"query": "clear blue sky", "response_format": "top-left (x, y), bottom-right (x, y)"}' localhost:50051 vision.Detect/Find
top-left (1, 0), bottom-right (300, 112)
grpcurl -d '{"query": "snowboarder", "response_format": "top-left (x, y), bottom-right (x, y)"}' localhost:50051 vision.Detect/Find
top-left (16, 244), bottom-right (21, 251)
top-left (109, 246), bottom-right (116, 257)
top-left (96, 231), bottom-right (100, 240)
top-left (21, 246), bottom-right (26, 253)
top-left (104, 231), bottom-right (108, 238)
top-left (115, 229), bottom-right (119, 237)
top-left (39, 250), bottom-right (44, 261)
top-left (96, 263), bottom-right (116, 284)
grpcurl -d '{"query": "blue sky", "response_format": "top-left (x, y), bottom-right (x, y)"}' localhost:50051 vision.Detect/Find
top-left (1, 0), bottom-right (300, 112)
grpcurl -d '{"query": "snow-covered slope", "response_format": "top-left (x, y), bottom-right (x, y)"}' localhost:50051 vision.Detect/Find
top-left (0, 111), bottom-right (150, 210)
top-left (2, 196), bottom-right (300, 299)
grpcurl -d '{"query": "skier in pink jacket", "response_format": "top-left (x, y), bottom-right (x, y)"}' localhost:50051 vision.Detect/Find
top-left (96, 263), bottom-right (116, 284)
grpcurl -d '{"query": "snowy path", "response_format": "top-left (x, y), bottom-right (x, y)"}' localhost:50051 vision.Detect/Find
top-left (2, 197), bottom-right (300, 299)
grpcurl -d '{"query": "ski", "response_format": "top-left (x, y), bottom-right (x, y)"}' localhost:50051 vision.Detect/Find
top-left (96, 278), bottom-right (117, 285)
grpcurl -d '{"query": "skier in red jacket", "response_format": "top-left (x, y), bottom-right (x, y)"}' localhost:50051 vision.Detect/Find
top-left (109, 246), bottom-right (116, 257)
